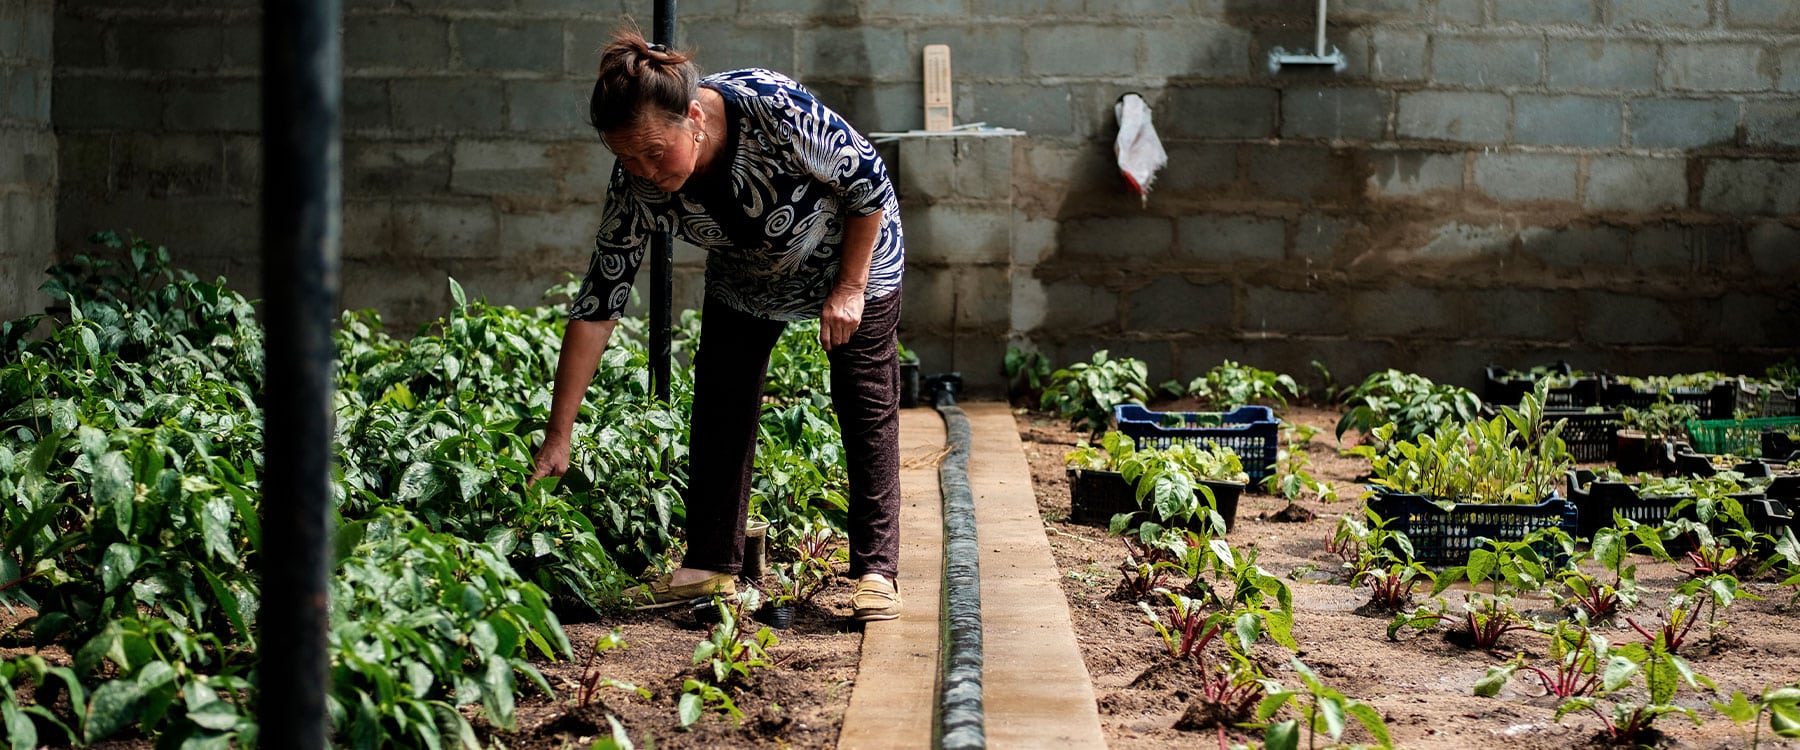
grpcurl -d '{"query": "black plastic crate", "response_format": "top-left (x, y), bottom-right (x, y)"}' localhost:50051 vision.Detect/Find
top-left (1484, 364), bottom-right (1601, 409)
top-left (1065, 468), bottom-right (1240, 531)
top-left (1363, 489), bottom-right (1578, 566)
top-left (1546, 409), bottom-right (1624, 464)
top-left (1600, 380), bottom-right (1736, 420)
top-left (1112, 404), bottom-right (1279, 485)
top-left (1737, 381), bottom-right (1800, 418)
top-left (1567, 469), bottom-right (1792, 545)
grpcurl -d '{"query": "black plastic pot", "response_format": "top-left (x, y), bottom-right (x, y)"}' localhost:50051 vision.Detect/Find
top-left (1065, 468), bottom-right (1240, 531)
top-left (757, 604), bottom-right (795, 629)
top-left (899, 360), bottom-right (920, 408)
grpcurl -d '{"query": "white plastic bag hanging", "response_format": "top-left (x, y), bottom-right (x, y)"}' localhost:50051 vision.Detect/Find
top-left (1113, 93), bottom-right (1167, 206)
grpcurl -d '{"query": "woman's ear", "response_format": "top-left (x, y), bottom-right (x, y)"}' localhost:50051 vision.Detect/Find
top-left (687, 99), bottom-right (705, 127)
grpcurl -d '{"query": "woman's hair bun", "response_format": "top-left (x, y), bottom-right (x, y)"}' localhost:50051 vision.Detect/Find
top-left (590, 27), bottom-right (699, 135)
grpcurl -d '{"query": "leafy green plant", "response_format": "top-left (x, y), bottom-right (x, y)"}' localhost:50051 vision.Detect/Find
top-left (1138, 589), bottom-right (1227, 660)
top-left (1257, 657), bottom-right (1393, 750)
top-left (1620, 399), bottom-right (1700, 442)
top-left (1181, 360), bottom-right (1302, 409)
top-left (1041, 350), bottom-right (1151, 435)
top-left (1004, 346), bottom-right (1052, 404)
top-left (1714, 684), bottom-right (1800, 749)
top-left (1335, 369), bottom-right (1482, 447)
top-left (1475, 621), bottom-right (1605, 700)
top-left (577, 630), bottom-right (648, 708)
top-left (1550, 521), bottom-right (1667, 623)
top-left (1360, 559), bottom-right (1433, 610)
top-left (1360, 386), bottom-right (1572, 505)
top-left (1552, 631), bottom-right (1711, 745)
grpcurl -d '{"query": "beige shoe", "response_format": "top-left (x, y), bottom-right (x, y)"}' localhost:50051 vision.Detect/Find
top-left (852, 576), bottom-right (902, 622)
top-left (624, 571), bottom-right (736, 609)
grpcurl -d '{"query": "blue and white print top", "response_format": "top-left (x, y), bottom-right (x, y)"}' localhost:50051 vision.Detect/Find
top-left (569, 68), bottom-right (905, 323)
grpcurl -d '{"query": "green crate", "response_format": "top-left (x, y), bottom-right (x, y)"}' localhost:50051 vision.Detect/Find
top-left (1685, 416), bottom-right (1800, 457)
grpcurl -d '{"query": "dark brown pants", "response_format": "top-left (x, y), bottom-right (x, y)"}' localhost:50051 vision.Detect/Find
top-left (680, 290), bottom-right (903, 580)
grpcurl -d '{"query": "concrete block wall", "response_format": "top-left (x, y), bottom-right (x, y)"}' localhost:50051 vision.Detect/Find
top-left (44, 0), bottom-right (1800, 392)
top-left (1, 0), bottom-right (53, 322)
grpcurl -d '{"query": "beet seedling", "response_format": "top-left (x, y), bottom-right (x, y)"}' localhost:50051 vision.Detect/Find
top-left (1359, 559), bottom-right (1433, 610)
top-left (1390, 593), bottom-right (1542, 650)
top-left (1475, 622), bottom-right (1605, 700)
top-left (577, 629), bottom-right (650, 708)
top-left (1137, 590), bottom-right (1226, 660)
top-left (1713, 685), bottom-right (1800, 749)
top-left (1553, 637), bottom-right (1710, 745)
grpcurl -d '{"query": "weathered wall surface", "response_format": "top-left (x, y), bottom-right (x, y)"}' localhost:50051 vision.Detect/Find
top-left (1, 0), bottom-right (53, 322)
top-left (48, 0), bottom-right (1800, 391)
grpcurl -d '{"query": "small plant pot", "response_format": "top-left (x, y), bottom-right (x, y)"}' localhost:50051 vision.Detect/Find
top-left (757, 604), bottom-right (795, 629)
top-left (743, 519), bottom-right (770, 579)
top-left (1614, 429), bottom-right (1661, 475)
top-left (899, 360), bottom-right (921, 408)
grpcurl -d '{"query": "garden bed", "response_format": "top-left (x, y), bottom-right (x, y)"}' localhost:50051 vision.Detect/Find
top-left (1019, 404), bottom-right (1800, 749)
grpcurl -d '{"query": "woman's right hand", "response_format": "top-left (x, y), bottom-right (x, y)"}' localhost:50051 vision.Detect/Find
top-left (531, 436), bottom-right (571, 483)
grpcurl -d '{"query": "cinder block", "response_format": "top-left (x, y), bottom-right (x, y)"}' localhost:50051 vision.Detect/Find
top-left (1725, 0), bottom-right (1800, 29)
top-left (110, 134), bottom-right (222, 198)
top-left (116, 23), bottom-right (221, 72)
top-left (547, 142), bottom-right (614, 199)
top-left (897, 138), bottom-right (955, 203)
top-left (341, 200), bottom-right (394, 259)
top-left (915, 26), bottom-right (1028, 79)
top-left (2, 69), bottom-right (42, 123)
top-left (52, 14), bottom-right (108, 68)
top-left (1547, 40), bottom-right (1657, 90)
top-left (1023, 25), bottom-right (1138, 77)
top-left (972, 0), bottom-right (1084, 14)
top-left (452, 140), bottom-right (555, 197)
top-left (1700, 159), bottom-right (1800, 214)
top-left (1176, 215), bottom-right (1285, 262)
top-left (954, 136), bottom-right (1014, 203)
top-left (1369, 29), bottom-right (1428, 81)
top-left (950, 265), bottom-right (1012, 329)
top-left (1783, 47), bottom-right (1800, 92)
top-left (392, 78), bottom-right (505, 134)
top-left (1060, 215), bottom-right (1171, 261)
top-left (1633, 225), bottom-right (1738, 271)
top-left (1514, 95), bottom-right (1621, 147)
top-left (968, 82), bottom-right (1076, 136)
top-left (222, 136), bottom-right (260, 196)
top-left (1518, 225), bottom-right (1629, 267)
top-left (1416, 223), bottom-right (1513, 260)
top-left (54, 135), bottom-right (108, 197)
top-left (1011, 214), bottom-right (1055, 266)
top-left (862, 0), bottom-right (969, 17)
top-left (1252, 26), bottom-right (1370, 81)
top-left (346, 141), bottom-right (451, 195)
top-left (508, 80), bottom-right (590, 136)
top-left (724, 0), bottom-right (861, 16)
top-left (1747, 222), bottom-right (1800, 274)
top-left (1127, 276), bottom-right (1233, 332)
top-left (343, 79), bottom-right (393, 133)
top-left (1473, 152), bottom-right (1579, 202)
top-left (1465, 289), bottom-right (1565, 340)
top-left (1248, 145), bottom-right (1357, 204)
top-left (222, 23), bottom-right (259, 70)
top-left (1350, 286), bottom-right (1461, 337)
top-left (1143, 25), bottom-right (1250, 79)
top-left (906, 204), bottom-right (1013, 265)
top-left (1610, 0), bottom-right (1710, 28)
top-left (1494, 0), bottom-right (1597, 24)
top-left (1367, 150), bottom-right (1464, 196)
top-left (1437, 0), bottom-right (1485, 23)
top-left (1586, 155), bottom-right (1687, 211)
top-left (345, 15), bottom-right (450, 71)
top-left (163, 79), bottom-right (260, 133)
top-left (1629, 98), bottom-right (1738, 149)
top-left (1161, 86), bottom-right (1278, 138)
top-left (1579, 292), bottom-right (1682, 344)
top-left (456, 21), bottom-right (563, 73)
top-left (499, 205), bottom-right (606, 260)
top-left (1294, 214), bottom-right (1349, 261)
top-left (1664, 44), bottom-right (1771, 92)
top-left (798, 26), bottom-right (912, 80)
top-left (1156, 143), bottom-right (1238, 195)
top-left (517, 0), bottom-right (630, 12)
top-left (1744, 102), bottom-right (1800, 148)
top-left (1431, 36), bottom-right (1543, 87)
top-left (681, 24), bottom-right (797, 76)
top-left (1396, 91), bottom-right (1509, 143)
top-left (1336, 0), bottom-right (1426, 21)
top-left (53, 77), bottom-right (162, 131)
top-left (394, 201), bottom-right (501, 258)
top-left (1281, 87), bottom-right (1391, 140)
top-left (1243, 287), bottom-right (1347, 335)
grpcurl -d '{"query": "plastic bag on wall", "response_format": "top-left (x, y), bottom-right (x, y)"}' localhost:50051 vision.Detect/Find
top-left (1113, 92), bottom-right (1167, 206)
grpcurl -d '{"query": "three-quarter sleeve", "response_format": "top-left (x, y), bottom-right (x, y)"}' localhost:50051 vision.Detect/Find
top-left (568, 164), bottom-right (661, 321)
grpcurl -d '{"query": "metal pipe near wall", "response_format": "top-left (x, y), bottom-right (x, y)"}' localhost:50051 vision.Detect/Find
top-left (258, 0), bottom-right (341, 746)
top-left (650, 0), bottom-right (676, 404)
top-left (1315, 0), bottom-right (1329, 57)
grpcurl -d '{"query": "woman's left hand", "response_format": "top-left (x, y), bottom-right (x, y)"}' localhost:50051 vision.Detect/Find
top-left (820, 285), bottom-right (865, 351)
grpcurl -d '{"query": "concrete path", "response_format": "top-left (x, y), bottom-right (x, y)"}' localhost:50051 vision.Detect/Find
top-left (840, 403), bottom-right (1107, 749)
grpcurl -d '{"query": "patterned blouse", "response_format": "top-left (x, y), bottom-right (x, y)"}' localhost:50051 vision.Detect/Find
top-left (569, 68), bottom-right (905, 323)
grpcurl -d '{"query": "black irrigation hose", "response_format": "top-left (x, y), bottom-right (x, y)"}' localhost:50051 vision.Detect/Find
top-left (930, 376), bottom-right (985, 750)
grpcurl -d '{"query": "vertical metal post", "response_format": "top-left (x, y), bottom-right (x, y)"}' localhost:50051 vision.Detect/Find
top-left (650, 0), bottom-right (677, 404)
top-left (259, 0), bottom-right (341, 747)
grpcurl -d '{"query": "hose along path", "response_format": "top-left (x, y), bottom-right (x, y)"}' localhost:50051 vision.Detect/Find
top-left (932, 383), bottom-right (985, 749)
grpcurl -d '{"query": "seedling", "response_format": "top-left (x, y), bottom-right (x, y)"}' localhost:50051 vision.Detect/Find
top-left (1137, 589), bottom-right (1226, 660)
top-left (1041, 349), bottom-right (1151, 435)
top-left (1359, 560), bottom-right (1433, 610)
top-left (1714, 684), bottom-right (1800, 749)
top-left (1257, 657), bottom-right (1394, 749)
top-left (1475, 622), bottom-right (1605, 700)
top-left (1553, 637), bottom-right (1710, 745)
top-left (577, 630), bottom-right (650, 707)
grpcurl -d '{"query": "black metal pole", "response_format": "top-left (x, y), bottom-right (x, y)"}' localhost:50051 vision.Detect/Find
top-left (258, 0), bottom-right (341, 746)
top-left (650, 0), bottom-right (676, 404)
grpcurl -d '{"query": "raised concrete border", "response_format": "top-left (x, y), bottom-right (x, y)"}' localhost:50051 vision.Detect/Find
top-left (839, 408), bottom-right (945, 749)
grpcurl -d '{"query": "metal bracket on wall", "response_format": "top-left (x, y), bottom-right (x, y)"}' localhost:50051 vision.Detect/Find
top-left (1268, 0), bottom-right (1346, 73)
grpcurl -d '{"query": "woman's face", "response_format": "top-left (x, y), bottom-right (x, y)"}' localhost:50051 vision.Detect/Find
top-left (604, 111), bottom-right (700, 192)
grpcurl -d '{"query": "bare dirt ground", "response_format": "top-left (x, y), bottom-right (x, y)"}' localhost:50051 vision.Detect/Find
top-left (1021, 403), bottom-right (1800, 750)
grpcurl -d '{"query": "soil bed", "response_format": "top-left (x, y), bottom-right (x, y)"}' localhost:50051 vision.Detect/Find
top-left (1021, 403), bottom-right (1800, 750)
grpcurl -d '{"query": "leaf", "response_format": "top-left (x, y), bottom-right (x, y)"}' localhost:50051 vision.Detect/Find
top-left (1317, 694), bottom-right (1347, 739)
top-left (448, 277), bottom-right (467, 309)
top-left (1473, 664), bottom-right (1515, 698)
top-left (187, 700), bottom-right (243, 731)
top-left (1772, 702), bottom-right (1800, 738)
top-left (1346, 702), bottom-right (1392, 748)
top-left (100, 543), bottom-right (141, 593)
top-left (1712, 691), bottom-right (1757, 724)
top-left (1264, 719), bottom-right (1299, 750)
top-left (199, 495), bottom-right (237, 564)
top-left (93, 451), bottom-right (135, 535)
top-left (85, 678), bottom-right (148, 742)
top-left (678, 691), bottom-right (703, 728)
top-left (1602, 655), bottom-right (1639, 693)
top-left (4, 701), bottom-right (38, 750)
